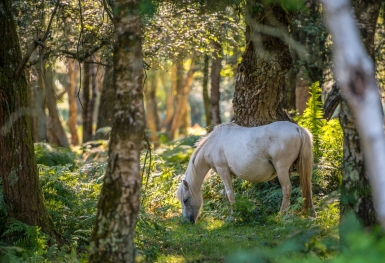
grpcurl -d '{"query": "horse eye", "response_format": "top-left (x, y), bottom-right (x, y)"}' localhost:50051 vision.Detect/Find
top-left (183, 198), bottom-right (189, 204)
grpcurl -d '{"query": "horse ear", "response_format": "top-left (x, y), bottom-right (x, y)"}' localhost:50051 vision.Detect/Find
top-left (182, 180), bottom-right (189, 190)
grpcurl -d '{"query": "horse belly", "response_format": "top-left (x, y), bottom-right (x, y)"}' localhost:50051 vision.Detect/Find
top-left (232, 158), bottom-right (277, 183)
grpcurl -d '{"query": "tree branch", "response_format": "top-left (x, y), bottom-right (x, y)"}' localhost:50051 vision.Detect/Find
top-left (14, 0), bottom-right (60, 79)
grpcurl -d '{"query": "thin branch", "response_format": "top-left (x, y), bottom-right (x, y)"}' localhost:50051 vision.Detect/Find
top-left (14, 0), bottom-right (61, 79)
top-left (102, 0), bottom-right (114, 21)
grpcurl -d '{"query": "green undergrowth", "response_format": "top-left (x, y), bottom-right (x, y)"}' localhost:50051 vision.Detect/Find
top-left (1, 86), bottom-right (384, 263)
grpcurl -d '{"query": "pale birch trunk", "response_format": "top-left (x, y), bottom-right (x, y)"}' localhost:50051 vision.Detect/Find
top-left (322, 0), bottom-right (385, 229)
top-left (89, 0), bottom-right (145, 261)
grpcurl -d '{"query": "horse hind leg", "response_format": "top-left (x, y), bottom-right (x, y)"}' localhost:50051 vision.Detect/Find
top-left (275, 166), bottom-right (292, 214)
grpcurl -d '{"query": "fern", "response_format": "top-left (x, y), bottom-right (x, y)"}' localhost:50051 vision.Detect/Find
top-left (297, 81), bottom-right (325, 160)
top-left (1, 219), bottom-right (48, 259)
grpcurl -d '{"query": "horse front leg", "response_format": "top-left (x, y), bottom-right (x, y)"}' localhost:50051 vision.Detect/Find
top-left (216, 167), bottom-right (235, 216)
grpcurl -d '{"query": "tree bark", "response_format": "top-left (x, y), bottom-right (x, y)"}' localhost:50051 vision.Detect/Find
top-left (89, 0), bottom-right (145, 261)
top-left (67, 58), bottom-right (79, 145)
top-left (30, 58), bottom-right (48, 142)
top-left (282, 65), bottom-right (298, 111)
top-left (45, 62), bottom-right (69, 148)
top-left (210, 42), bottom-right (222, 125)
top-left (336, 0), bottom-right (380, 228)
top-left (96, 66), bottom-right (115, 130)
top-left (322, 0), bottom-right (385, 229)
top-left (232, 0), bottom-right (293, 127)
top-left (144, 70), bottom-right (160, 146)
top-left (88, 59), bottom-right (98, 137)
top-left (82, 60), bottom-right (92, 143)
top-left (202, 55), bottom-right (211, 127)
top-left (0, 0), bottom-right (60, 241)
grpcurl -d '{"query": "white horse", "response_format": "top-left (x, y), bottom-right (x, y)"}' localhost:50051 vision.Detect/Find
top-left (176, 121), bottom-right (316, 223)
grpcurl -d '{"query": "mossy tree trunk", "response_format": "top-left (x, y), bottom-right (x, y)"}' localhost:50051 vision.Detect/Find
top-left (0, 0), bottom-right (60, 241)
top-left (338, 0), bottom-right (381, 228)
top-left (89, 0), bottom-right (145, 261)
top-left (232, 0), bottom-right (293, 127)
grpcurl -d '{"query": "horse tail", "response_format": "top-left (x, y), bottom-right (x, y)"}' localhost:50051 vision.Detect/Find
top-left (296, 126), bottom-right (315, 216)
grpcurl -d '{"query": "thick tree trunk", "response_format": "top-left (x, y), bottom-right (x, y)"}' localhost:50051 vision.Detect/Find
top-left (337, 0), bottom-right (381, 228)
top-left (144, 70), bottom-right (160, 146)
top-left (168, 59), bottom-right (194, 140)
top-left (89, 0), bottom-right (145, 261)
top-left (210, 42), bottom-right (222, 125)
top-left (82, 61), bottom-right (92, 143)
top-left (202, 55), bottom-right (211, 127)
top-left (96, 66), bottom-right (115, 130)
top-left (232, 1), bottom-right (293, 127)
top-left (0, 0), bottom-right (60, 241)
top-left (322, 0), bottom-right (385, 229)
top-left (67, 58), bottom-right (79, 145)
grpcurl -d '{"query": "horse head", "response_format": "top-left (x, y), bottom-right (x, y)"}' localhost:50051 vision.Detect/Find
top-left (176, 179), bottom-right (202, 223)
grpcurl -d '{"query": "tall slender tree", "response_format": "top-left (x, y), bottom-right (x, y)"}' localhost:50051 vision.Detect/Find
top-left (210, 41), bottom-right (222, 126)
top-left (89, 0), bottom-right (145, 261)
top-left (67, 58), bottom-right (80, 145)
top-left (339, 0), bottom-right (381, 227)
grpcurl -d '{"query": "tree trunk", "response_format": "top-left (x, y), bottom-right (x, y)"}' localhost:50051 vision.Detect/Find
top-left (322, 0), bottom-right (385, 229)
top-left (210, 42), bottom-right (222, 125)
top-left (45, 62), bottom-right (69, 148)
top-left (295, 69), bottom-right (310, 115)
top-left (82, 60), bottom-right (92, 143)
top-left (282, 66), bottom-right (298, 111)
top-left (168, 59), bottom-right (194, 140)
top-left (31, 59), bottom-right (48, 142)
top-left (338, 0), bottom-right (381, 228)
top-left (162, 64), bottom-right (176, 131)
top-left (232, 0), bottom-right (293, 127)
top-left (89, 0), bottom-right (145, 261)
top-left (96, 66), bottom-right (115, 130)
top-left (67, 58), bottom-right (79, 145)
top-left (144, 70), bottom-right (160, 146)
top-left (202, 55), bottom-right (211, 127)
top-left (0, 0), bottom-right (60, 241)
top-left (88, 59), bottom-right (98, 137)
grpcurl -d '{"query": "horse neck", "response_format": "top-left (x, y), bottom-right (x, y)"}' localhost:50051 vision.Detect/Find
top-left (185, 149), bottom-right (211, 197)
